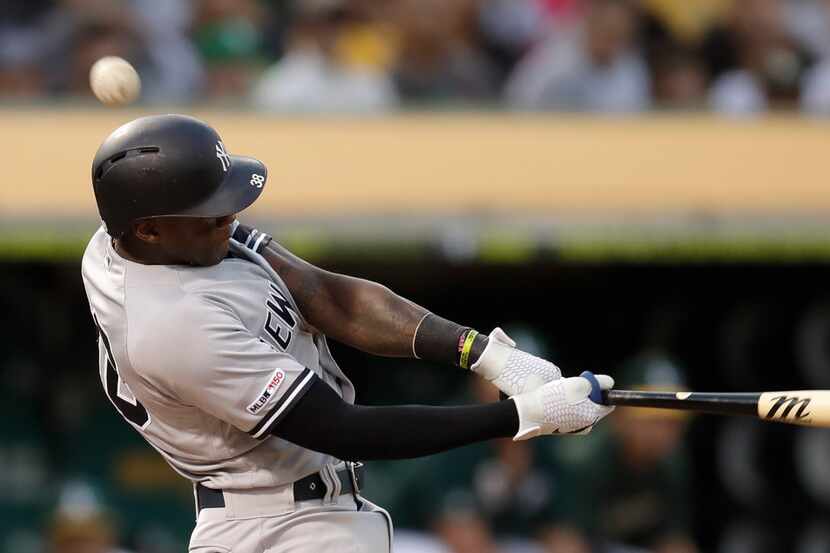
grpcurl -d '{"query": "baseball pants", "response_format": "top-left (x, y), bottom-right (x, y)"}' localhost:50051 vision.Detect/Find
top-left (189, 493), bottom-right (392, 553)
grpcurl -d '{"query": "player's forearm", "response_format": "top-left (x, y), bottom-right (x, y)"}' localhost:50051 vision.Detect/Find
top-left (313, 275), bottom-right (428, 357)
top-left (254, 235), bottom-right (426, 357)
top-left (308, 274), bottom-right (495, 369)
top-left (274, 379), bottom-right (519, 460)
top-left (242, 224), bottom-right (486, 363)
top-left (314, 280), bottom-right (492, 366)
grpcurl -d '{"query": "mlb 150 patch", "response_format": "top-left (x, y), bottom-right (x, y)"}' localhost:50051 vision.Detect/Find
top-left (247, 369), bottom-right (287, 415)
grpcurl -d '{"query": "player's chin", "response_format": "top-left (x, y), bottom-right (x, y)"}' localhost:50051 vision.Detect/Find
top-left (211, 240), bottom-right (231, 264)
top-left (193, 241), bottom-right (230, 267)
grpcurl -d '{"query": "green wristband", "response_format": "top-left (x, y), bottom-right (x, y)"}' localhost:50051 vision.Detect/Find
top-left (459, 330), bottom-right (479, 369)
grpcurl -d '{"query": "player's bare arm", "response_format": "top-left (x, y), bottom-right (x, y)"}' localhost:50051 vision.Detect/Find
top-left (236, 222), bottom-right (567, 397)
top-left (253, 232), bottom-right (427, 358)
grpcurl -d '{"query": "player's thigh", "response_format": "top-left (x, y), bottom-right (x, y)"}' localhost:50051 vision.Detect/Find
top-left (264, 510), bottom-right (390, 553)
top-left (189, 511), bottom-right (260, 553)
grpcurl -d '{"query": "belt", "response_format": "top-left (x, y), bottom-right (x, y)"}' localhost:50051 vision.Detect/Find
top-left (195, 462), bottom-right (365, 512)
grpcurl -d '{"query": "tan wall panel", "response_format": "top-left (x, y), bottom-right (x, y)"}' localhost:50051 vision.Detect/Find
top-left (1, 110), bottom-right (828, 218)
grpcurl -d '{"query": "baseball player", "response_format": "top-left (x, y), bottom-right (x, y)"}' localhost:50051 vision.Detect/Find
top-left (81, 114), bottom-right (615, 553)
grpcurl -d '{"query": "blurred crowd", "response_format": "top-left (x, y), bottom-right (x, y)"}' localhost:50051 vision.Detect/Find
top-left (383, 345), bottom-right (698, 553)
top-left (3, 0), bottom-right (830, 115)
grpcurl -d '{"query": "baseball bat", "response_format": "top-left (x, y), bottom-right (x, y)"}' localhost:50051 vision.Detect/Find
top-left (580, 371), bottom-right (830, 428)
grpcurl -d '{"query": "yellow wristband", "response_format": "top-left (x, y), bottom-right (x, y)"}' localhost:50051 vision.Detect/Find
top-left (459, 330), bottom-right (478, 369)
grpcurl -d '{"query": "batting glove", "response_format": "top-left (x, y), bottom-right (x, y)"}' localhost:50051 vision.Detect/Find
top-left (511, 372), bottom-right (615, 440)
top-left (471, 327), bottom-right (562, 396)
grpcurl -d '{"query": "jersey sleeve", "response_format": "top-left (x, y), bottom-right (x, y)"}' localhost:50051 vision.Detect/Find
top-left (143, 297), bottom-right (318, 439)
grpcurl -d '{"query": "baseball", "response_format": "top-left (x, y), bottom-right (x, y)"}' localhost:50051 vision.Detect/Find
top-left (89, 56), bottom-right (141, 106)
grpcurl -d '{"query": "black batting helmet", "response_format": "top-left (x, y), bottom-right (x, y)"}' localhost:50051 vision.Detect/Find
top-left (91, 114), bottom-right (267, 237)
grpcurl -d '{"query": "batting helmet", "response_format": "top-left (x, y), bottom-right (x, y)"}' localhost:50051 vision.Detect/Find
top-left (91, 114), bottom-right (267, 237)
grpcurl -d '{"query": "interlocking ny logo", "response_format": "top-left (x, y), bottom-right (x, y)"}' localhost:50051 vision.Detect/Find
top-left (216, 141), bottom-right (230, 172)
top-left (766, 395), bottom-right (811, 420)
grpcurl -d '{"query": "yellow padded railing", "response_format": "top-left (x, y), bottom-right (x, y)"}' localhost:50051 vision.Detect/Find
top-left (1, 109), bottom-right (828, 218)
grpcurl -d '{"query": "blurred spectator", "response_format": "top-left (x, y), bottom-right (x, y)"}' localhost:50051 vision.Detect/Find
top-left (702, 0), bottom-right (819, 114)
top-left (651, 48), bottom-right (707, 109)
top-left (802, 58), bottom-right (830, 115)
top-left (128, 0), bottom-right (204, 103)
top-left (0, 62), bottom-right (45, 99)
top-left (193, 0), bottom-right (265, 99)
top-left (541, 352), bottom-right (697, 553)
top-left (505, 0), bottom-right (651, 112)
top-left (538, 0), bottom-right (587, 20)
top-left (391, 0), bottom-right (500, 103)
top-left (637, 0), bottom-right (730, 46)
top-left (0, 0), bottom-right (55, 98)
top-left (475, 0), bottom-right (551, 85)
top-left (426, 377), bottom-right (554, 553)
top-left (258, 0), bottom-right (299, 61)
top-left (433, 508), bottom-right (501, 553)
top-left (797, 0), bottom-right (830, 115)
top-left (784, 0), bottom-right (830, 58)
top-left (47, 481), bottom-right (131, 553)
top-left (251, 0), bottom-right (398, 113)
top-left (629, 1), bottom-right (709, 102)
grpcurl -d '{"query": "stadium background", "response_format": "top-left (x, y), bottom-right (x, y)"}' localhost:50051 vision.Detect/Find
top-left (3, 1), bottom-right (830, 552)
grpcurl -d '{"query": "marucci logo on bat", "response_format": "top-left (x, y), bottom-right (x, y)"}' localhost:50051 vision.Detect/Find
top-left (764, 395), bottom-right (812, 420)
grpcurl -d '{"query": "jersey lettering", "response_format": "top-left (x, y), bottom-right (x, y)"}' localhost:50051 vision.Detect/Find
top-left (264, 312), bottom-right (291, 349)
top-left (266, 284), bottom-right (296, 327)
top-left (263, 284), bottom-right (297, 350)
top-left (93, 313), bottom-right (150, 429)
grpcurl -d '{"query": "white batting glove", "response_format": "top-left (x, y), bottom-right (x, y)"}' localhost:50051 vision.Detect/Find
top-left (511, 373), bottom-right (615, 440)
top-left (471, 327), bottom-right (562, 396)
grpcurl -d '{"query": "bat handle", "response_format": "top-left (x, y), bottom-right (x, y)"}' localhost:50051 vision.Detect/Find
top-left (501, 373), bottom-right (608, 404)
top-left (580, 371), bottom-right (606, 405)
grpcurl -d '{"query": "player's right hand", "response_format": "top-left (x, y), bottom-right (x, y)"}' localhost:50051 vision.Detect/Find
top-left (510, 374), bottom-right (615, 440)
top-left (471, 327), bottom-right (562, 396)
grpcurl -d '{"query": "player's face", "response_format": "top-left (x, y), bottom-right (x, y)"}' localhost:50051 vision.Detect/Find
top-left (155, 215), bottom-right (236, 266)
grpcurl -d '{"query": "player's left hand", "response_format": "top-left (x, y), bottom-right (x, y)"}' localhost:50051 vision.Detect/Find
top-left (511, 372), bottom-right (615, 440)
top-left (471, 327), bottom-right (562, 396)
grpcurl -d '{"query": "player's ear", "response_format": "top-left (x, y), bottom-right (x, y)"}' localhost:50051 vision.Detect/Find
top-left (132, 219), bottom-right (161, 244)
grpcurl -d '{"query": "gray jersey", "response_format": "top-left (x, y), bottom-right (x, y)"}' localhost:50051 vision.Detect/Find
top-left (81, 227), bottom-right (355, 490)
